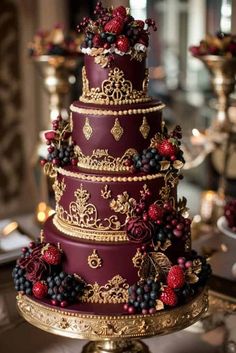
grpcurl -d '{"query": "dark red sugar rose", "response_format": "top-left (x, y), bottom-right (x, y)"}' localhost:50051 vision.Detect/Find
top-left (126, 216), bottom-right (155, 244)
top-left (25, 257), bottom-right (48, 282)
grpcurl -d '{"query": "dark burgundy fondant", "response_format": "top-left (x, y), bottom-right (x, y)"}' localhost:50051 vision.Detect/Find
top-left (71, 100), bottom-right (163, 159)
top-left (84, 54), bottom-right (146, 91)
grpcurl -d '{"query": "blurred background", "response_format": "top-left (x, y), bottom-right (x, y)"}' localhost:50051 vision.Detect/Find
top-left (0, 0), bottom-right (236, 219)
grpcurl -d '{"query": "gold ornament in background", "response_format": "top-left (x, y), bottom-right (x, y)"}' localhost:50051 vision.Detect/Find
top-left (132, 249), bottom-right (144, 268)
top-left (110, 118), bottom-right (124, 141)
top-left (82, 275), bottom-right (129, 304)
top-left (139, 116), bottom-right (150, 139)
top-left (101, 185), bottom-right (112, 200)
top-left (80, 66), bottom-right (151, 105)
top-left (88, 250), bottom-right (103, 269)
top-left (83, 117), bottom-right (93, 140)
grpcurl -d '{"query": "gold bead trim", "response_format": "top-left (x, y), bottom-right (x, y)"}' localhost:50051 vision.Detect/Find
top-left (70, 103), bottom-right (165, 116)
top-left (57, 167), bottom-right (164, 183)
top-left (87, 250), bottom-right (102, 269)
top-left (17, 289), bottom-right (208, 340)
top-left (53, 215), bottom-right (128, 242)
top-left (80, 66), bottom-right (151, 105)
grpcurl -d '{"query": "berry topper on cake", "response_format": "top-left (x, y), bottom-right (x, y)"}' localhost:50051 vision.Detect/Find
top-left (77, 2), bottom-right (157, 67)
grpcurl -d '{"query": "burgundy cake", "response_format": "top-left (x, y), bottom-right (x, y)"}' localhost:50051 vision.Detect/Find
top-left (13, 2), bottom-right (211, 315)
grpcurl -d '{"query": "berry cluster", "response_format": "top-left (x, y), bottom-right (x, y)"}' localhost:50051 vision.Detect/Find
top-left (78, 2), bottom-right (157, 54)
top-left (40, 116), bottom-right (77, 168)
top-left (224, 199), bottom-right (236, 231)
top-left (189, 32), bottom-right (236, 57)
top-left (12, 240), bottom-right (85, 307)
top-left (124, 278), bottom-right (160, 314)
top-left (29, 24), bottom-right (82, 57)
top-left (131, 126), bottom-right (184, 174)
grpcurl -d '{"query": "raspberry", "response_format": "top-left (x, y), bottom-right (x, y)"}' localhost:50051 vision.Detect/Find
top-left (116, 35), bottom-right (130, 52)
top-left (157, 139), bottom-right (178, 158)
top-left (160, 286), bottom-right (178, 307)
top-left (104, 18), bottom-right (124, 35)
top-left (92, 34), bottom-right (103, 48)
top-left (33, 281), bottom-right (48, 299)
top-left (112, 6), bottom-right (126, 18)
top-left (148, 204), bottom-right (164, 221)
top-left (167, 265), bottom-right (185, 289)
top-left (42, 245), bottom-right (62, 265)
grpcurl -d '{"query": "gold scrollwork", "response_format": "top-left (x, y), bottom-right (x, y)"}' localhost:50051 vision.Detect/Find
top-left (83, 117), bottom-right (93, 140)
top-left (139, 116), bottom-right (150, 139)
top-left (74, 146), bottom-right (137, 172)
top-left (53, 178), bottom-right (66, 204)
top-left (132, 248), bottom-right (144, 268)
top-left (111, 118), bottom-right (124, 141)
top-left (87, 250), bottom-right (103, 269)
top-left (101, 185), bottom-right (112, 200)
top-left (82, 275), bottom-right (129, 304)
top-left (80, 66), bottom-right (151, 105)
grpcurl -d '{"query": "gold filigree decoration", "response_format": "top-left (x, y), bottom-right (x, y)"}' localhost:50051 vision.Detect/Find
top-left (88, 250), bottom-right (102, 269)
top-left (139, 116), bottom-right (150, 139)
top-left (80, 66), bottom-right (151, 105)
top-left (110, 191), bottom-right (136, 218)
top-left (82, 275), bottom-right (129, 304)
top-left (101, 185), bottom-right (112, 199)
top-left (90, 48), bottom-right (109, 68)
top-left (70, 102), bottom-right (165, 116)
top-left (185, 259), bottom-right (202, 284)
top-left (138, 252), bottom-right (172, 281)
top-left (110, 118), bottom-right (124, 141)
top-left (17, 290), bottom-right (208, 340)
top-left (43, 162), bottom-right (57, 178)
top-left (132, 248), bottom-right (144, 268)
top-left (74, 146), bottom-right (137, 172)
top-left (155, 239), bottom-right (172, 252)
top-left (159, 173), bottom-right (179, 202)
top-left (53, 178), bottom-right (66, 204)
top-left (56, 184), bottom-right (122, 232)
top-left (130, 48), bottom-right (147, 62)
top-left (83, 117), bottom-right (93, 140)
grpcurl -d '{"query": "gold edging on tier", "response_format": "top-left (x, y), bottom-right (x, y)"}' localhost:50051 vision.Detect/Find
top-left (57, 167), bottom-right (164, 182)
top-left (70, 103), bottom-right (165, 116)
top-left (80, 66), bottom-right (151, 105)
top-left (53, 214), bottom-right (128, 242)
top-left (16, 288), bottom-right (208, 340)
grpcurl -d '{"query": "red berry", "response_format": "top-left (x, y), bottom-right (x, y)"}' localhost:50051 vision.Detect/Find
top-left (112, 6), bottom-right (126, 18)
top-left (60, 300), bottom-right (68, 308)
top-left (42, 245), bottom-right (62, 265)
top-left (103, 42), bottom-right (111, 49)
top-left (123, 303), bottom-right (129, 311)
top-left (160, 286), bottom-right (178, 307)
top-left (167, 265), bottom-right (185, 289)
top-left (128, 306), bottom-right (135, 314)
top-left (157, 139), bottom-right (178, 158)
top-left (92, 34), bottom-right (103, 48)
top-left (148, 204), bottom-right (164, 221)
top-left (71, 158), bottom-right (78, 166)
top-left (51, 299), bottom-right (59, 306)
top-left (116, 35), bottom-right (130, 52)
top-left (104, 18), bottom-right (124, 35)
top-left (133, 20), bottom-right (145, 29)
top-left (40, 159), bottom-right (47, 166)
top-left (33, 281), bottom-right (48, 299)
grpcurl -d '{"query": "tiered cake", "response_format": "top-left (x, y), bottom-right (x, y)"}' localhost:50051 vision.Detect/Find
top-left (13, 3), bottom-right (210, 316)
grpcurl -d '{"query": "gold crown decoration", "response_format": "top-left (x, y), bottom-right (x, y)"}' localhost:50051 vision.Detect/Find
top-left (110, 118), bottom-right (124, 141)
top-left (74, 146), bottom-right (137, 172)
top-left (80, 66), bottom-right (151, 105)
top-left (87, 250), bottom-right (103, 269)
top-left (139, 116), bottom-right (150, 139)
top-left (81, 275), bottom-right (129, 304)
top-left (83, 117), bottom-right (93, 140)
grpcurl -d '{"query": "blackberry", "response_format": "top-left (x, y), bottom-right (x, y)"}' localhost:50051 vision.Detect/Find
top-left (46, 271), bottom-right (85, 306)
top-left (133, 148), bottom-right (161, 173)
top-left (124, 279), bottom-right (160, 314)
top-left (12, 265), bottom-right (32, 295)
top-left (47, 142), bottom-right (75, 167)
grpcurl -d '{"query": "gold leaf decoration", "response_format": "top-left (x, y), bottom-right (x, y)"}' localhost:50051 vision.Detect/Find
top-left (173, 160), bottom-right (184, 170)
top-left (155, 239), bottom-right (172, 252)
top-left (155, 299), bottom-right (165, 311)
top-left (139, 116), bottom-right (150, 139)
top-left (160, 161), bottom-right (170, 171)
top-left (101, 185), bottom-right (112, 199)
top-left (43, 162), bottom-right (57, 178)
top-left (150, 133), bottom-right (162, 148)
top-left (111, 118), bottom-right (124, 141)
top-left (110, 191), bottom-right (136, 218)
top-left (138, 252), bottom-right (172, 280)
top-left (83, 117), bottom-right (93, 140)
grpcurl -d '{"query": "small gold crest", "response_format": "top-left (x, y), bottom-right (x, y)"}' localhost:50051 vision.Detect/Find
top-left (88, 249), bottom-right (102, 269)
top-left (111, 118), bottom-right (124, 141)
top-left (83, 117), bottom-right (93, 140)
top-left (139, 116), bottom-right (150, 139)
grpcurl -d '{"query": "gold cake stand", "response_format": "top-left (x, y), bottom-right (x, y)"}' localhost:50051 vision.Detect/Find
top-left (16, 288), bottom-right (208, 353)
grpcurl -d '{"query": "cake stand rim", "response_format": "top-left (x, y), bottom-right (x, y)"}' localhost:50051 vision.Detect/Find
top-left (16, 287), bottom-right (208, 341)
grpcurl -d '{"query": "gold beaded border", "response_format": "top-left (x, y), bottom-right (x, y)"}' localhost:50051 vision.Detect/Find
top-left (53, 215), bottom-right (128, 242)
top-left (17, 289), bottom-right (208, 340)
top-left (70, 103), bottom-right (165, 116)
top-left (57, 168), bottom-right (164, 183)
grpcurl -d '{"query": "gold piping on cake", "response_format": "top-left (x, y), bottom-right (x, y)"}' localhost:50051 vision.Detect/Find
top-left (80, 66), bottom-right (151, 105)
top-left (83, 117), bottom-right (93, 140)
top-left (70, 103), bottom-right (165, 116)
top-left (139, 116), bottom-right (150, 139)
top-left (81, 275), bottom-right (129, 304)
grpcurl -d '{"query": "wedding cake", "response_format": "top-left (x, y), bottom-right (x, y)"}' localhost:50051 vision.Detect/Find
top-left (13, 2), bottom-right (210, 316)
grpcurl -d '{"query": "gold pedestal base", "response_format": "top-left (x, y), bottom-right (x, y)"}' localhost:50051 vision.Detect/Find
top-left (82, 340), bottom-right (149, 353)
